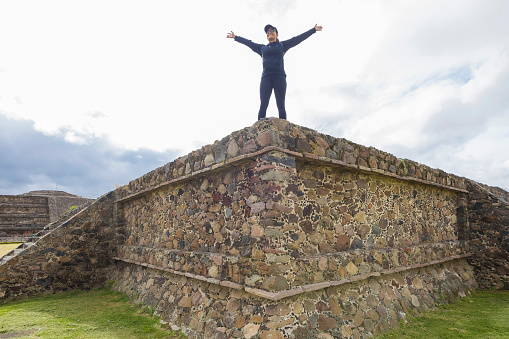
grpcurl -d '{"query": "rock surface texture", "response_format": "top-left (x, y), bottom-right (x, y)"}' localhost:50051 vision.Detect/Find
top-left (1, 118), bottom-right (507, 338)
top-left (110, 119), bottom-right (476, 338)
top-left (0, 192), bottom-right (118, 299)
top-left (467, 181), bottom-right (509, 289)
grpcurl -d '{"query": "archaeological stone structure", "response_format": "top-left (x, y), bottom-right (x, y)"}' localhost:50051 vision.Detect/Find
top-left (1, 118), bottom-right (507, 338)
top-left (466, 181), bottom-right (509, 289)
top-left (0, 191), bottom-right (94, 241)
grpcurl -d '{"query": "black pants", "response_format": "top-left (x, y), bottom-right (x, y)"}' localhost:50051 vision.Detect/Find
top-left (258, 74), bottom-right (287, 120)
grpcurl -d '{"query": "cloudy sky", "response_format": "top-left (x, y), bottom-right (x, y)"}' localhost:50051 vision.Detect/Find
top-left (1, 0), bottom-right (508, 198)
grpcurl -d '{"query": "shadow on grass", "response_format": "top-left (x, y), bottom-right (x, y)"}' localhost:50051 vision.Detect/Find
top-left (0, 288), bottom-right (184, 339)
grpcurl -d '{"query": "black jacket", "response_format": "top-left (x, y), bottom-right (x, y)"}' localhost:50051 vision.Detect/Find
top-left (234, 28), bottom-right (316, 77)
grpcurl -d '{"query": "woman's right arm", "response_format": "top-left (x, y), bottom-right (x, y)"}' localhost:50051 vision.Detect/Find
top-left (227, 31), bottom-right (263, 57)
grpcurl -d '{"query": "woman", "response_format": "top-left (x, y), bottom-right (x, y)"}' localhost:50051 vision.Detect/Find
top-left (227, 24), bottom-right (323, 120)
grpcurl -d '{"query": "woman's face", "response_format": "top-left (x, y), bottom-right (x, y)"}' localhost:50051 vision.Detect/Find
top-left (266, 28), bottom-right (278, 42)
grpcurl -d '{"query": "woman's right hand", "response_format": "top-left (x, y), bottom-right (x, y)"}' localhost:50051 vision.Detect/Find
top-left (226, 31), bottom-right (235, 39)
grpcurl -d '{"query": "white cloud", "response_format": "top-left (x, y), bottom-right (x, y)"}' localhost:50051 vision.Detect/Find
top-left (461, 53), bottom-right (508, 103)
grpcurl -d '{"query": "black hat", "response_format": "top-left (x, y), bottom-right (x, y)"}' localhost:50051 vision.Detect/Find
top-left (264, 24), bottom-right (278, 34)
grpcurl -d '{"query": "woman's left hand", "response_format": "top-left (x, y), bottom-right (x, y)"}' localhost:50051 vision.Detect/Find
top-left (315, 24), bottom-right (323, 31)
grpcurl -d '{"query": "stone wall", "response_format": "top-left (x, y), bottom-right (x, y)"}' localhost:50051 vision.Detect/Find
top-left (3, 118), bottom-right (505, 338)
top-left (0, 191), bottom-right (94, 241)
top-left (0, 195), bottom-right (50, 240)
top-left (0, 192), bottom-right (119, 299)
top-left (114, 151), bottom-right (470, 297)
top-left (467, 180), bottom-right (509, 289)
top-left (21, 190), bottom-right (95, 223)
top-left (110, 119), bottom-right (475, 338)
top-left (111, 258), bottom-right (475, 338)
top-left (116, 119), bottom-right (467, 203)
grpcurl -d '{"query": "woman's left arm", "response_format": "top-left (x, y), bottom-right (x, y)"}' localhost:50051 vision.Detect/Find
top-left (282, 24), bottom-right (322, 51)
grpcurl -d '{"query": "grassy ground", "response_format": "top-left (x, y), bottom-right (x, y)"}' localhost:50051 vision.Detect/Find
top-left (0, 288), bottom-right (183, 339)
top-left (0, 286), bottom-right (507, 338)
top-left (378, 290), bottom-right (509, 338)
top-left (0, 243), bottom-right (23, 259)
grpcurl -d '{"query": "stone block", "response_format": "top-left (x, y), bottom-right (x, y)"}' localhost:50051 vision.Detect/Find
top-left (227, 140), bottom-right (239, 157)
top-left (260, 330), bottom-right (284, 339)
top-left (262, 276), bottom-right (290, 292)
top-left (335, 234), bottom-right (350, 251)
top-left (243, 323), bottom-right (260, 339)
top-left (318, 315), bottom-right (337, 331)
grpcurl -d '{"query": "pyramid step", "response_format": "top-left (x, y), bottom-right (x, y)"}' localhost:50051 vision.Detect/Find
top-left (12, 248), bottom-right (24, 255)
top-left (1, 256), bottom-right (14, 264)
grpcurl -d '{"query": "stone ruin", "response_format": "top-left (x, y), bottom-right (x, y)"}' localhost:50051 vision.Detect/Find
top-left (0, 191), bottom-right (94, 242)
top-left (0, 118), bottom-right (508, 338)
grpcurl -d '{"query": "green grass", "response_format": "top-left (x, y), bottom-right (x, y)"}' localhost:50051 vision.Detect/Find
top-left (1, 287), bottom-right (507, 338)
top-left (378, 290), bottom-right (509, 338)
top-left (0, 288), bottom-right (184, 338)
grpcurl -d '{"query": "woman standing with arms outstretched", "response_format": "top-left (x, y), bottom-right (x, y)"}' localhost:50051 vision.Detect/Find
top-left (227, 24), bottom-right (322, 121)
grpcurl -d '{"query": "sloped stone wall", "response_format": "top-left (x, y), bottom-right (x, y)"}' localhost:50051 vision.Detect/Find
top-left (2, 119), bottom-right (495, 338)
top-left (467, 180), bottom-right (509, 289)
top-left (0, 192), bottom-right (118, 299)
top-left (114, 151), bottom-right (469, 297)
top-left (116, 119), bottom-right (467, 203)
top-left (110, 258), bottom-right (475, 338)
top-left (110, 118), bottom-right (475, 338)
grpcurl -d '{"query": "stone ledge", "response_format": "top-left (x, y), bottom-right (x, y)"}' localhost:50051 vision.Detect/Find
top-left (118, 240), bottom-right (469, 262)
top-left (113, 252), bottom-right (471, 301)
top-left (115, 145), bottom-right (468, 204)
top-left (115, 119), bottom-right (469, 201)
top-left (115, 241), bottom-right (469, 290)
